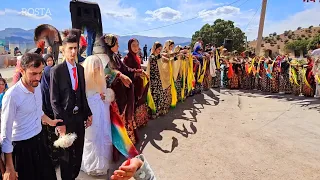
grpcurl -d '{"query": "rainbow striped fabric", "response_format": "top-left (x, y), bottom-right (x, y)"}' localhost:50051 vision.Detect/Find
top-left (110, 102), bottom-right (139, 158)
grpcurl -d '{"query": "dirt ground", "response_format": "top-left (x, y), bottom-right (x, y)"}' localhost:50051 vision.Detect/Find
top-left (66, 89), bottom-right (320, 180)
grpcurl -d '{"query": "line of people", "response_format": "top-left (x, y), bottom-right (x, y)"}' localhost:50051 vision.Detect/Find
top-left (211, 42), bottom-right (320, 98)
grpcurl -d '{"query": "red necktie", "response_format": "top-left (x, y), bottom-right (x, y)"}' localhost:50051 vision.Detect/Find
top-left (72, 67), bottom-right (78, 90)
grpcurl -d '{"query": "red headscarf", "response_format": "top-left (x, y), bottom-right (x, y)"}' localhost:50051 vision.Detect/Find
top-left (37, 40), bottom-right (45, 54)
top-left (124, 38), bottom-right (141, 69)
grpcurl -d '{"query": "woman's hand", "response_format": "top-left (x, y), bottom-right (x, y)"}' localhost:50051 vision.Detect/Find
top-left (119, 73), bottom-right (132, 88)
top-left (111, 158), bottom-right (143, 180)
top-left (139, 70), bottom-right (149, 79)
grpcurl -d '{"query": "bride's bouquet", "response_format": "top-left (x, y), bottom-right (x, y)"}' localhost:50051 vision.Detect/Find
top-left (54, 130), bottom-right (77, 149)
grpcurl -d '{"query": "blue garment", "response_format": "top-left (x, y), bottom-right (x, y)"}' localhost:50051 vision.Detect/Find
top-left (192, 46), bottom-right (203, 66)
top-left (40, 66), bottom-right (54, 116)
top-left (0, 92), bottom-right (5, 109)
top-left (86, 27), bottom-right (96, 57)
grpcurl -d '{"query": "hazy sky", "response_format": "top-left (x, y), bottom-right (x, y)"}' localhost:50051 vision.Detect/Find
top-left (0, 0), bottom-right (319, 40)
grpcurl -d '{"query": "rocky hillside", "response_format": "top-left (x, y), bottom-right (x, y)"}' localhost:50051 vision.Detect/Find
top-left (248, 26), bottom-right (320, 54)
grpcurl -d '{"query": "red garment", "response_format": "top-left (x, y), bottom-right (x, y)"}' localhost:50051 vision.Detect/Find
top-left (307, 59), bottom-right (314, 80)
top-left (123, 38), bottom-right (141, 68)
top-left (37, 40), bottom-right (45, 54)
top-left (72, 67), bottom-right (78, 90)
top-left (79, 36), bottom-right (87, 47)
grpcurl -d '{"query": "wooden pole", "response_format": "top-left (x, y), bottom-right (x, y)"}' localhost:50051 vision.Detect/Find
top-left (255, 0), bottom-right (267, 55)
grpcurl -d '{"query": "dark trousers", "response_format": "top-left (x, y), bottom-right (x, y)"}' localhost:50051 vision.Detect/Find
top-left (59, 114), bottom-right (85, 180)
top-left (12, 131), bottom-right (57, 180)
top-left (143, 52), bottom-right (147, 61)
top-left (86, 28), bottom-right (96, 57)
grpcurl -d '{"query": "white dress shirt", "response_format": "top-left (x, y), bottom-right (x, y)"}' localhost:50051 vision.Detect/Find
top-left (1, 80), bottom-right (44, 153)
top-left (66, 60), bottom-right (78, 90)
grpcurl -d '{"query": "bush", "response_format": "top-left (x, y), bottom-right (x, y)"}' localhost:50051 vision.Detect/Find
top-left (297, 36), bottom-right (302, 40)
top-left (261, 44), bottom-right (264, 47)
top-left (318, 29), bottom-right (320, 33)
top-left (284, 31), bottom-right (289, 36)
top-left (276, 35), bottom-right (281, 40)
top-left (301, 34), bottom-right (306, 38)
top-left (307, 34), bottom-right (320, 50)
top-left (288, 35), bottom-right (292, 39)
top-left (297, 27), bottom-right (302, 30)
top-left (277, 45), bottom-right (280, 49)
top-left (309, 25), bottom-right (313, 29)
top-left (273, 32), bottom-right (277, 36)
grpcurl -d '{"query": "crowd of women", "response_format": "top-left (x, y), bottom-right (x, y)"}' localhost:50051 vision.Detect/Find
top-left (213, 44), bottom-right (320, 98)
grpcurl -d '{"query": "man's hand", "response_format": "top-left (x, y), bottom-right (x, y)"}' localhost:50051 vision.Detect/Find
top-left (56, 125), bottom-right (66, 136)
top-left (85, 116), bottom-right (92, 128)
top-left (47, 119), bottom-right (63, 127)
top-left (111, 158), bottom-right (143, 180)
top-left (119, 74), bottom-right (132, 88)
top-left (3, 168), bottom-right (18, 180)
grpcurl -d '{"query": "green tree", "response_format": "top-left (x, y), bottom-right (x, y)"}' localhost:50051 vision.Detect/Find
top-left (285, 39), bottom-right (310, 52)
top-left (307, 34), bottom-right (320, 50)
top-left (191, 19), bottom-right (245, 51)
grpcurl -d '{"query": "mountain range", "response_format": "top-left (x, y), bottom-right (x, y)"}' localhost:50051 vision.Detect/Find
top-left (0, 28), bottom-right (191, 54)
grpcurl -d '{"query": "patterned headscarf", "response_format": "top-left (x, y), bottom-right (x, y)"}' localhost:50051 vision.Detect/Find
top-left (100, 34), bottom-right (119, 69)
top-left (151, 42), bottom-right (162, 55)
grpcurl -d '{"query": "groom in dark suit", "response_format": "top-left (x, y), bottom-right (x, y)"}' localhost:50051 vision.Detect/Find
top-left (50, 34), bottom-right (92, 180)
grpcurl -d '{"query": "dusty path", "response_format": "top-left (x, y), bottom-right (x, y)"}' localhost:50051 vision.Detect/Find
top-left (70, 89), bottom-right (320, 180)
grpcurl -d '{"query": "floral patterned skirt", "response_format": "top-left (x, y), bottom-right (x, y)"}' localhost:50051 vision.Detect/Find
top-left (212, 69), bottom-right (221, 88)
top-left (291, 83), bottom-right (301, 96)
top-left (162, 86), bottom-right (172, 114)
top-left (176, 75), bottom-right (182, 101)
top-left (135, 104), bottom-right (149, 127)
top-left (261, 75), bottom-right (271, 92)
top-left (229, 74), bottom-right (239, 89)
top-left (270, 72), bottom-right (279, 93)
top-left (242, 73), bottom-right (253, 90)
top-left (254, 75), bottom-right (261, 90)
top-left (302, 79), bottom-right (315, 97)
top-left (279, 73), bottom-right (291, 93)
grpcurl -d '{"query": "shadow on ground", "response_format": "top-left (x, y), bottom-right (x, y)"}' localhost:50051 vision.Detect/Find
top-left (222, 89), bottom-right (320, 113)
top-left (136, 89), bottom-right (220, 154)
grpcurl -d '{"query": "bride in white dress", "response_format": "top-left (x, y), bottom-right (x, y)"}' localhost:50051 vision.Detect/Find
top-left (81, 55), bottom-right (113, 175)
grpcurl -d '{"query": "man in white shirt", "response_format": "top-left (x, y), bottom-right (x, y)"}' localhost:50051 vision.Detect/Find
top-left (1, 53), bottom-right (62, 180)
